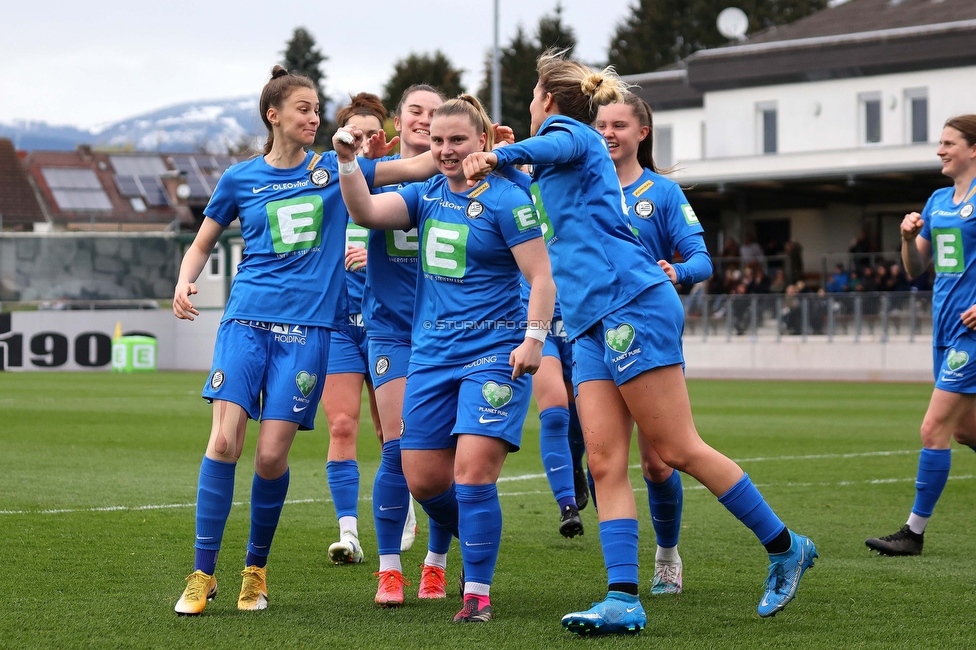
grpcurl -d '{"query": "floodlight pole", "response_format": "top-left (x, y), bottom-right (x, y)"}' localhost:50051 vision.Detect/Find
top-left (492, 0), bottom-right (501, 124)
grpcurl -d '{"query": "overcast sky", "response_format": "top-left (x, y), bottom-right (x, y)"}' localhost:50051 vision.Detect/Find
top-left (3, 0), bottom-right (636, 130)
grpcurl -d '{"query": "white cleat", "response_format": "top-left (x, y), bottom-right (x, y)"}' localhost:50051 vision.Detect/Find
top-left (328, 533), bottom-right (365, 565)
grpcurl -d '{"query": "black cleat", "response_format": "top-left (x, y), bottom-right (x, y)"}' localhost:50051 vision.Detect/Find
top-left (559, 504), bottom-right (584, 538)
top-left (573, 467), bottom-right (589, 510)
top-left (866, 525), bottom-right (923, 556)
top-left (453, 596), bottom-right (494, 622)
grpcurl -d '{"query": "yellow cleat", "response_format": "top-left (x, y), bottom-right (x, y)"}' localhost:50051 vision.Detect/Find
top-left (175, 570), bottom-right (217, 616)
top-left (237, 566), bottom-right (268, 611)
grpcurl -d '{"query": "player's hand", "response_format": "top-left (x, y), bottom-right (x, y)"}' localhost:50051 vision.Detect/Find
top-left (173, 281), bottom-right (199, 320)
top-left (492, 123), bottom-right (515, 147)
top-left (901, 212), bottom-right (924, 242)
top-left (962, 305), bottom-right (976, 330)
top-left (345, 245), bottom-right (367, 271)
top-left (362, 130), bottom-right (400, 159)
top-left (509, 339), bottom-right (543, 379)
top-left (462, 152), bottom-right (498, 187)
top-left (658, 260), bottom-right (678, 283)
top-left (332, 127), bottom-right (362, 161)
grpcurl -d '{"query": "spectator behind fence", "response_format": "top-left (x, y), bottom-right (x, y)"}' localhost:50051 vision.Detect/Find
top-left (721, 237), bottom-right (741, 264)
top-left (746, 262), bottom-right (771, 294)
top-left (826, 264), bottom-right (849, 292)
top-left (885, 264), bottom-right (911, 292)
top-left (784, 239), bottom-right (804, 284)
top-left (740, 233), bottom-right (766, 267)
top-left (769, 268), bottom-right (787, 294)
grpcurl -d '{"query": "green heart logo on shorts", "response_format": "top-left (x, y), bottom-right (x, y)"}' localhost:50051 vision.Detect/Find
top-left (605, 323), bottom-right (636, 353)
top-left (482, 381), bottom-right (513, 409)
top-left (296, 371), bottom-right (317, 398)
top-left (947, 349), bottom-right (969, 371)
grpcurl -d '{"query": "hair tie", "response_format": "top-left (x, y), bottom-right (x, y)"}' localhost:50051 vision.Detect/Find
top-left (272, 69), bottom-right (289, 80)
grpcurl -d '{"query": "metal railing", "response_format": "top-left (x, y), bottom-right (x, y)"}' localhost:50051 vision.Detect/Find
top-left (680, 290), bottom-right (932, 342)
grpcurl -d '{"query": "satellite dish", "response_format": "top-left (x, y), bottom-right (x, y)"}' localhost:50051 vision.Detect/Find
top-left (176, 183), bottom-right (191, 200)
top-left (717, 7), bottom-right (749, 41)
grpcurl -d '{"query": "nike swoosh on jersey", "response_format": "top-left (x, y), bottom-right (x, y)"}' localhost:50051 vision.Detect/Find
top-left (479, 415), bottom-right (504, 424)
top-left (617, 359), bottom-right (639, 372)
top-left (293, 404), bottom-right (309, 412)
top-left (422, 194), bottom-right (442, 201)
top-left (252, 184), bottom-right (273, 193)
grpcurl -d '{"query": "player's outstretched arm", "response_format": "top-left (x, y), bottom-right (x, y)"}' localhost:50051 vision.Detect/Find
top-left (174, 218), bottom-right (225, 321)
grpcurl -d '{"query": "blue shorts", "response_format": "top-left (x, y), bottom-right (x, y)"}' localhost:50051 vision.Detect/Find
top-left (326, 314), bottom-right (368, 376)
top-left (368, 336), bottom-right (411, 388)
top-left (401, 356), bottom-right (531, 452)
top-left (543, 320), bottom-right (573, 383)
top-left (203, 320), bottom-right (330, 430)
top-left (934, 334), bottom-right (976, 393)
top-left (572, 282), bottom-right (684, 391)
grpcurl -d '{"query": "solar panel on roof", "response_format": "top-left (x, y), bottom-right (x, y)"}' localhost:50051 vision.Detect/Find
top-left (139, 175), bottom-right (169, 207)
top-left (110, 155), bottom-right (167, 176)
top-left (42, 167), bottom-right (103, 190)
top-left (114, 174), bottom-right (141, 198)
top-left (186, 175), bottom-right (210, 199)
top-left (51, 189), bottom-right (113, 211)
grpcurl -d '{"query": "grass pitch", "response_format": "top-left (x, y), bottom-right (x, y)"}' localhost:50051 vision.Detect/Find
top-left (1, 373), bottom-right (974, 649)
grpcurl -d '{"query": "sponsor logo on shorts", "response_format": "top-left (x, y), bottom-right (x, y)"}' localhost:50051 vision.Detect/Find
top-left (236, 320), bottom-right (271, 330)
top-left (465, 200), bottom-right (484, 219)
top-left (296, 370), bottom-right (317, 398)
top-left (479, 415), bottom-right (505, 424)
top-left (605, 323), bottom-right (635, 353)
top-left (462, 355), bottom-right (497, 369)
top-left (617, 359), bottom-right (639, 373)
top-left (309, 168), bottom-right (331, 187)
top-left (210, 369), bottom-right (224, 390)
top-left (634, 199), bottom-right (655, 219)
top-left (272, 324), bottom-right (307, 345)
top-left (947, 348), bottom-right (969, 371)
top-left (482, 381), bottom-right (513, 408)
top-left (293, 404), bottom-right (308, 413)
top-left (375, 355), bottom-right (390, 376)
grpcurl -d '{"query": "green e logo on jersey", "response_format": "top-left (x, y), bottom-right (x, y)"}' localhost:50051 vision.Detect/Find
top-left (529, 183), bottom-right (556, 242)
top-left (386, 228), bottom-right (419, 257)
top-left (681, 203), bottom-right (699, 225)
top-left (267, 195), bottom-right (323, 254)
top-left (933, 227), bottom-right (964, 273)
top-left (346, 223), bottom-right (368, 250)
top-left (422, 219), bottom-right (468, 278)
top-left (513, 205), bottom-right (541, 231)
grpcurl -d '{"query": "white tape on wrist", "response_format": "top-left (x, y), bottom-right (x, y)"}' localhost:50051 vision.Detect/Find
top-left (524, 326), bottom-right (548, 343)
top-left (338, 158), bottom-right (359, 175)
top-left (335, 130), bottom-right (355, 145)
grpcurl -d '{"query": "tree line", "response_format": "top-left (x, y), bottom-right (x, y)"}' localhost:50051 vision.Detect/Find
top-left (284, 0), bottom-right (827, 149)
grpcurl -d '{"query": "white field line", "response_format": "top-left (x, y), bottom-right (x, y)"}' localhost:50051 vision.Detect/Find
top-left (0, 448), bottom-right (949, 516)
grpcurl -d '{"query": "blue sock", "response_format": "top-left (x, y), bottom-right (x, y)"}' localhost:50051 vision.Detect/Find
top-left (718, 473), bottom-right (786, 546)
top-left (567, 404), bottom-right (585, 472)
top-left (373, 440), bottom-right (410, 556)
top-left (246, 469), bottom-right (290, 566)
top-left (599, 519), bottom-right (639, 587)
top-left (418, 484), bottom-right (459, 539)
top-left (326, 460), bottom-right (359, 520)
top-left (456, 483), bottom-right (502, 586)
top-left (428, 516), bottom-right (454, 554)
top-left (587, 463), bottom-right (597, 510)
top-left (911, 448), bottom-right (952, 517)
top-left (193, 457), bottom-right (236, 575)
top-left (646, 469), bottom-right (683, 548)
top-left (539, 407), bottom-right (576, 507)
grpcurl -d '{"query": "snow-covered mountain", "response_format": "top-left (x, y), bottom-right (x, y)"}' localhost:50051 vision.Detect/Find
top-left (0, 96), bottom-right (264, 153)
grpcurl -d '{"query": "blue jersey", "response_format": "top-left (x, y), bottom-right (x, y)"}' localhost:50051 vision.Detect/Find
top-left (204, 150), bottom-right (377, 328)
top-left (919, 178), bottom-right (976, 346)
top-left (493, 115), bottom-right (670, 340)
top-left (362, 155), bottom-right (420, 339)
top-left (343, 217), bottom-right (369, 314)
top-left (400, 174), bottom-right (542, 364)
top-left (623, 169), bottom-right (711, 286)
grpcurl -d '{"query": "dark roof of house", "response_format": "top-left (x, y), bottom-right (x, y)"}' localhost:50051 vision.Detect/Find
top-left (0, 138), bottom-right (45, 228)
top-left (628, 0), bottom-right (976, 109)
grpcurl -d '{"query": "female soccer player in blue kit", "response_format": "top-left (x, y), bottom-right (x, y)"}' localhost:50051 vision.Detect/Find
top-left (334, 94), bottom-right (556, 623)
top-left (866, 115), bottom-right (976, 556)
top-left (463, 50), bottom-right (816, 635)
top-left (595, 94), bottom-right (713, 595)
top-left (323, 92), bottom-right (387, 566)
top-left (171, 66), bottom-right (435, 616)
top-left (361, 85), bottom-right (468, 606)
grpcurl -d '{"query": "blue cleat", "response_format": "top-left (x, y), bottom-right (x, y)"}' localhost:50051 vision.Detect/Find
top-left (561, 591), bottom-right (646, 635)
top-left (758, 530), bottom-right (818, 617)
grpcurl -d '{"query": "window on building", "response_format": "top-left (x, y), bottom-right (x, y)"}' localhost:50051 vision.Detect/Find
top-left (756, 102), bottom-right (777, 154)
top-left (655, 125), bottom-right (673, 169)
top-left (905, 88), bottom-right (928, 143)
top-left (207, 246), bottom-right (223, 279)
top-left (860, 93), bottom-right (882, 144)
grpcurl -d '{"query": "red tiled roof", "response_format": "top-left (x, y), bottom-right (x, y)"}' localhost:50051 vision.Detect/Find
top-left (0, 138), bottom-right (45, 227)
